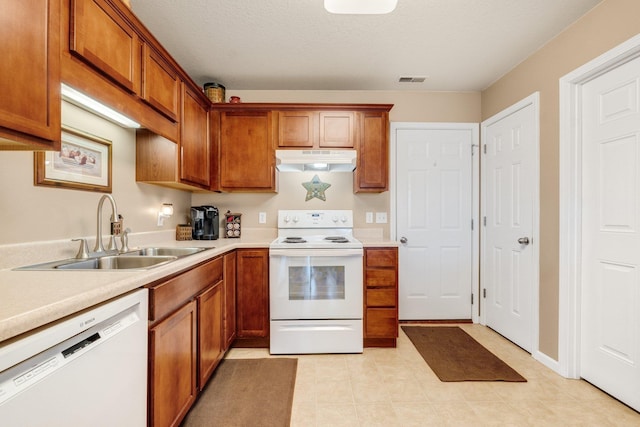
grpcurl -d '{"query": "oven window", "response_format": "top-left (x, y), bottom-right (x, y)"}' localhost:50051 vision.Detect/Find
top-left (288, 266), bottom-right (345, 300)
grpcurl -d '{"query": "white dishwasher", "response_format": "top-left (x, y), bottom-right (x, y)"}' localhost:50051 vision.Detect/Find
top-left (0, 288), bottom-right (148, 427)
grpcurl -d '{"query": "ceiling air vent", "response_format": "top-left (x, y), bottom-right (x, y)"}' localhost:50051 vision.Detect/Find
top-left (399, 76), bottom-right (427, 83)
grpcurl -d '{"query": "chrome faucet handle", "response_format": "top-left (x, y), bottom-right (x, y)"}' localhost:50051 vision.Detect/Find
top-left (120, 228), bottom-right (131, 253)
top-left (72, 238), bottom-right (90, 259)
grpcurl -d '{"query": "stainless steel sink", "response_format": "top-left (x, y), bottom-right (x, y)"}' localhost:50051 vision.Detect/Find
top-left (15, 246), bottom-right (211, 271)
top-left (122, 247), bottom-right (209, 257)
top-left (54, 255), bottom-right (177, 270)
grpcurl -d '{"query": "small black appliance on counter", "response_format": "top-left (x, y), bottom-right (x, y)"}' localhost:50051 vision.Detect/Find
top-left (190, 205), bottom-right (219, 240)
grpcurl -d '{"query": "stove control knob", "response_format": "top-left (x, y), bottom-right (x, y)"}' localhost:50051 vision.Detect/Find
top-left (292, 216), bottom-right (299, 223)
top-left (332, 216), bottom-right (339, 223)
top-left (340, 216), bottom-right (347, 223)
top-left (283, 215), bottom-right (290, 223)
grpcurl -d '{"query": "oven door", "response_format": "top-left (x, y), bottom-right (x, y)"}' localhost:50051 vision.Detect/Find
top-left (269, 248), bottom-right (363, 320)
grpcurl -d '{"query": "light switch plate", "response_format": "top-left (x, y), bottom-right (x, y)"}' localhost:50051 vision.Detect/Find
top-left (375, 212), bottom-right (387, 223)
top-left (259, 212), bottom-right (267, 224)
top-left (366, 212), bottom-right (373, 223)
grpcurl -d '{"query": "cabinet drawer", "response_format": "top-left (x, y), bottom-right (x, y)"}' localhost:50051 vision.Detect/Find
top-left (365, 248), bottom-right (397, 267)
top-left (149, 256), bottom-right (223, 321)
top-left (366, 288), bottom-right (396, 307)
top-left (365, 268), bottom-right (396, 287)
top-left (365, 308), bottom-right (397, 338)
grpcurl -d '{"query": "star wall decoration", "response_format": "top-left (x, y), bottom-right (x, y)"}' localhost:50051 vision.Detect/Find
top-left (302, 174), bottom-right (331, 201)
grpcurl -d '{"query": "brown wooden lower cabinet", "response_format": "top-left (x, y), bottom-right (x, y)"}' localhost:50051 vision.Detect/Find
top-left (363, 247), bottom-right (399, 347)
top-left (197, 281), bottom-right (223, 387)
top-left (223, 251), bottom-right (237, 350)
top-left (147, 256), bottom-right (224, 427)
top-left (149, 300), bottom-right (197, 427)
top-left (235, 248), bottom-right (270, 346)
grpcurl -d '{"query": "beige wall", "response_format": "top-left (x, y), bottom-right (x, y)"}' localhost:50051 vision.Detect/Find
top-left (0, 91), bottom-right (479, 245)
top-left (482, 0), bottom-right (640, 360)
top-left (0, 102), bottom-right (191, 245)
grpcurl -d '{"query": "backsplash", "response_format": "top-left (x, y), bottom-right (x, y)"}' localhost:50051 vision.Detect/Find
top-left (191, 171), bottom-right (390, 235)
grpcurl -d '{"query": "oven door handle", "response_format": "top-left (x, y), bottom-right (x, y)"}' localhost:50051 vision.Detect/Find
top-left (269, 248), bottom-right (363, 257)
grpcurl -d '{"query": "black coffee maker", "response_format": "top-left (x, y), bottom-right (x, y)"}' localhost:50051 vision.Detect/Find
top-left (190, 205), bottom-right (219, 240)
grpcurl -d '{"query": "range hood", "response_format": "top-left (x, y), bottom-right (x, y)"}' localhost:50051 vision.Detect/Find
top-left (275, 149), bottom-right (357, 172)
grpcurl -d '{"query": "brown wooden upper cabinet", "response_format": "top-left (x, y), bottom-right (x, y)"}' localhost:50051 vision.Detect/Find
top-left (354, 110), bottom-right (390, 192)
top-left (215, 109), bottom-right (276, 192)
top-left (141, 43), bottom-right (180, 122)
top-left (277, 110), bottom-right (355, 148)
top-left (180, 83), bottom-right (210, 188)
top-left (0, 0), bottom-right (61, 149)
top-left (69, 0), bottom-right (141, 94)
top-left (136, 84), bottom-right (211, 192)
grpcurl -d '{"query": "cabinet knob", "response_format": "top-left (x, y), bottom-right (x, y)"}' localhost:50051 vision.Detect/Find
top-left (400, 237), bottom-right (408, 244)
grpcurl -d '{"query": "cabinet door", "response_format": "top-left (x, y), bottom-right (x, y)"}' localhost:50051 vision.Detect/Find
top-left (180, 84), bottom-right (210, 188)
top-left (0, 0), bottom-right (60, 147)
top-left (142, 43), bottom-right (180, 122)
top-left (149, 300), bottom-right (197, 427)
top-left (70, 0), bottom-right (140, 94)
top-left (198, 282), bottom-right (223, 388)
top-left (355, 111), bottom-right (389, 192)
top-left (236, 249), bottom-right (269, 338)
top-left (219, 110), bottom-right (275, 190)
top-left (223, 251), bottom-right (237, 349)
top-left (277, 111), bottom-right (316, 147)
top-left (319, 111), bottom-right (355, 148)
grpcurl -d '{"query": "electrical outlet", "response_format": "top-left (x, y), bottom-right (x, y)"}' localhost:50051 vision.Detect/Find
top-left (366, 212), bottom-right (373, 223)
top-left (259, 212), bottom-right (267, 224)
top-left (375, 212), bottom-right (387, 223)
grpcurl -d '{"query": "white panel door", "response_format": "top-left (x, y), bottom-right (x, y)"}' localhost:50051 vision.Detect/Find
top-left (580, 56), bottom-right (640, 411)
top-left (396, 124), bottom-right (475, 320)
top-left (482, 94), bottom-right (538, 352)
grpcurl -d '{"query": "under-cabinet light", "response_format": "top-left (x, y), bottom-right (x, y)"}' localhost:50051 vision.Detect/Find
top-left (324, 0), bottom-right (398, 14)
top-left (61, 83), bottom-right (141, 128)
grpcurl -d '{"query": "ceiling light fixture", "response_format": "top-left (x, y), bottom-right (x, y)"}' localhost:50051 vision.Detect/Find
top-left (324, 0), bottom-right (398, 15)
top-left (61, 83), bottom-right (141, 129)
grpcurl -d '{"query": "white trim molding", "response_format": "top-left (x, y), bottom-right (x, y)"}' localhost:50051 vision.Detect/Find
top-left (558, 33), bottom-right (640, 378)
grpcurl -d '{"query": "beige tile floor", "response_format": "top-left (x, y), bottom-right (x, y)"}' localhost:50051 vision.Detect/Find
top-left (226, 324), bottom-right (640, 426)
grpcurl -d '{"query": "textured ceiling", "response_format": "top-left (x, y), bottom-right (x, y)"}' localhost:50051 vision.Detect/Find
top-left (130, 0), bottom-right (602, 91)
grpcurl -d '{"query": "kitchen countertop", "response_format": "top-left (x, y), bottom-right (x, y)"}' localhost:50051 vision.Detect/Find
top-left (0, 230), bottom-right (398, 344)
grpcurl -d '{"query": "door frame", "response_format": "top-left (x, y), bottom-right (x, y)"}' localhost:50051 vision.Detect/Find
top-left (390, 122), bottom-right (480, 323)
top-left (479, 92), bottom-right (541, 356)
top-left (559, 33), bottom-right (640, 379)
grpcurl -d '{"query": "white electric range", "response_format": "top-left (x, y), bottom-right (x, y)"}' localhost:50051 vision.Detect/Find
top-left (269, 210), bottom-right (364, 354)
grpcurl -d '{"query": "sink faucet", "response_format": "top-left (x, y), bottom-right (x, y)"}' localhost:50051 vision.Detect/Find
top-left (94, 194), bottom-right (122, 255)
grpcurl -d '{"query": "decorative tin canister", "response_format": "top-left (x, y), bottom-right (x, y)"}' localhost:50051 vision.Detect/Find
top-left (204, 82), bottom-right (225, 103)
top-left (224, 211), bottom-right (242, 238)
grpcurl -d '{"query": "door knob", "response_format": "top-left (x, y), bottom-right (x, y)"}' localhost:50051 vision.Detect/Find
top-left (517, 237), bottom-right (530, 245)
top-left (400, 237), bottom-right (408, 244)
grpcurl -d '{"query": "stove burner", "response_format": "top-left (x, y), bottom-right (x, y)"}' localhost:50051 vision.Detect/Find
top-left (283, 237), bottom-right (307, 243)
top-left (324, 236), bottom-right (350, 243)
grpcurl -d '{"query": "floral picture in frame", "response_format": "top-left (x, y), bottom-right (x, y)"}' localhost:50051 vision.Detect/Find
top-left (34, 126), bottom-right (112, 192)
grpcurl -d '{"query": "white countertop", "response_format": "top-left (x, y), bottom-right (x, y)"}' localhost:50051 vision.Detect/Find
top-left (0, 229), bottom-right (398, 344)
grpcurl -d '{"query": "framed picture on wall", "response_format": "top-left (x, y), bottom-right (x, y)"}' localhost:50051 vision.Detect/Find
top-left (34, 126), bottom-right (112, 193)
